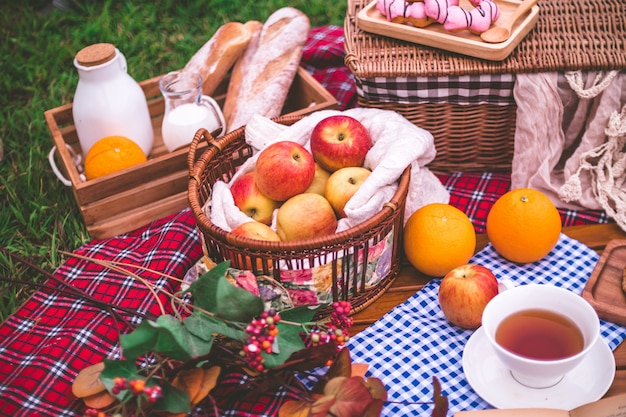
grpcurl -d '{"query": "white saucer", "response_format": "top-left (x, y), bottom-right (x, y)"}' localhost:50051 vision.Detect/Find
top-left (463, 327), bottom-right (615, 410)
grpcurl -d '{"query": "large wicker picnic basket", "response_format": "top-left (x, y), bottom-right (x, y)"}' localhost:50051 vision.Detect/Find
top-left (344, 0), bottom-right (626, 173)
top-left (187, 114), bottom-right (410, 317)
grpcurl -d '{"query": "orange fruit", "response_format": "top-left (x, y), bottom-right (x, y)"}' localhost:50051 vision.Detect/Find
top-left (403, 203), bottom-right (476, 277)
top-left (83, 135), bottom-right (147, 180)
top-left (486, 188), bottom-right (562, 263)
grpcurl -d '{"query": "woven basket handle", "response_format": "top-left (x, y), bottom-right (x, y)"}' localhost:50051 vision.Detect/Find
top-left (187, 127), bottom-right (222, 172)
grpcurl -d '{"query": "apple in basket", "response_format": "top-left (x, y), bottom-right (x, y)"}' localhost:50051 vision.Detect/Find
top-left (438, 264), bottom-right (499, 329)
top-left (231, 221), bottom-right (281, 242)
top-left (304, 163), bottom-right (331, 196)
top-left (255, 140), bottom-right (315, 201)
top-left (325, 166), bottom-right (371, 218)
top-left (309, 115), bottom-right (373, 172)
top-left (230, 172), bottom-right (280, 225)
top-left (276, 193), bottom-right (338, 241)
top-left (230, 221), bottom-right (281, 270)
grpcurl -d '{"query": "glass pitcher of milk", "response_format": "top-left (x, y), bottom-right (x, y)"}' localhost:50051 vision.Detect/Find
top-left (159, 71), bottom-right (225, 152)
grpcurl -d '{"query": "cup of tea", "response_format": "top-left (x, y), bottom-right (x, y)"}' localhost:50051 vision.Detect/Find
top-left (481, 284), bottom-right (600, 389)
top-left (159, 70), bottom-right (226, 152)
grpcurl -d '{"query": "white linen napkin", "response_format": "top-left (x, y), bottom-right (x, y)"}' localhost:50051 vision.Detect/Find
top-left (205, 108), bottom-right (450, 233)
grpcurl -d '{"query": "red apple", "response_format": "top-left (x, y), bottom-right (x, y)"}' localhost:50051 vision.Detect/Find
top-left (276, 193), bottom-right (338, 241)
top-left (230, 172), bottom-right (279, 225)
top-left (438, 264), bottom-right (499, 329)
top-left (309, 115), bottom-right (373, 172)
top-left (325, 166), bottom-right (371, 218)
top-left (229, 221), bottom-right (281, 270)
top-left (304, 163), bottom-right (331, 196)
top-left (255, 141), bottom-right (315, 201)
top-left (231, 221), bottom-right (281, 242)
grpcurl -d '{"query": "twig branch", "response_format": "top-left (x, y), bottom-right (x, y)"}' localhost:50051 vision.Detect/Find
top-left (0, 246), bottom-right (156, 327)
top-left (58, 250), bottom-right (168, 316)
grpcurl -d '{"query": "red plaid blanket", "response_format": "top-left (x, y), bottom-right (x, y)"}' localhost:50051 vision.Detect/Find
top-left (0, 26), bottom-right (610, 417)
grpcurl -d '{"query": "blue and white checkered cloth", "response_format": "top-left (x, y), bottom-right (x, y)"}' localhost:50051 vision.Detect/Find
top-left (348, 234), bottom-right (626, 416)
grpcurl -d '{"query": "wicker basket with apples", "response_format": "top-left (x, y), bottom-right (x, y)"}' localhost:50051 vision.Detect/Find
top-left (188, 113), bottom-right (410, 318)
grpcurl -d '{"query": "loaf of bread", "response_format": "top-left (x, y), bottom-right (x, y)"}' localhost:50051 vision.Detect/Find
top-left (221, 20), bottom-right (263, 128)
top-left (223, 7), bottom-right (311, 132)
top-left (183, 22), bottom-right (254, 96)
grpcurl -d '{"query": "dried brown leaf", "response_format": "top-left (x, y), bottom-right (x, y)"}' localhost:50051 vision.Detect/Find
top-left (191, 366), bottom-right (221, 405)
top-left (363, 398), bottom-right (385, 417)
top-left (327, 348), bottom-right (352, 379)
top-left (276, 341), bottom-right (338, 373)
top-left (309, 394), bottom-right (335, 417)
top-left (363, 377), bottom-right (387, 401)
top-left (171, 367), bottom-right (203, 404)
top-left (279, 399), bottom-right (313, 417)
top-left (431, 376), bottom-right (449, 417)
top-left (312, 347), bottom-right (352, 394)
top-left (72, 362), bottom-right (107, 398)
top-left (323, 376), bottom-right (375, 416)
top-left (350, 363), bottom-right (369, 378)
top-left (82, 390), bottom-right (116, 409)
top-left (242, 366), bottom-right (262, 377)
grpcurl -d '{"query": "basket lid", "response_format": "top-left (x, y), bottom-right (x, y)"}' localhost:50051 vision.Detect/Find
top-left (345, 0), bottom-right (626, 78)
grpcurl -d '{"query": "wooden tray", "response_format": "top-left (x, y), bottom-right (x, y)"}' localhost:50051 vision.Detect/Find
top-left (357, 0), bottom-right (539, 61)
top-left (582, 239), bottom-right (626, 327)
top-left (45, 68), bottom-right (338, 239)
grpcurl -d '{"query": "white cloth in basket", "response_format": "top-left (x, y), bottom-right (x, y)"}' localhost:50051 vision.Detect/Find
top-left (206, 108), bottom-right (450, 233)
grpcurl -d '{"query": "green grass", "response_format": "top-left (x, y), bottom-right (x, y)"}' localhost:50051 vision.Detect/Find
top-left (0, 0), bottom-right (347, 322)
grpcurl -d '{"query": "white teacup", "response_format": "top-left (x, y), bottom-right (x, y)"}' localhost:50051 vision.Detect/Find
top-left (481, 284), bottom-right (600, 389)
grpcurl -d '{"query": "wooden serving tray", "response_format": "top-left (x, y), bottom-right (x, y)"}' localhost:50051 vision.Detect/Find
top-left (357, 0), bottom-right (539, 61)
top-left (583, 239), bottom-right (626, 327)
top-left (45, 68), bottom-right (338, 239)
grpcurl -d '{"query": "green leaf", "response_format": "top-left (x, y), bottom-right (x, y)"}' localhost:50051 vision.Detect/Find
top-left (185, 261), bottom-right (230, 298)
top-left (100, 359), bottom-right (138, 402)
top-left (151, 379), bottom-right (191, 413)
top-left (262, 320), bottom-right (307, 368)
top-left (120, 315), bottom-right (214, 362)
top-left (279, 305), bottom-right (319, 324)
top-left (119, 319), bottom-right (160, 360)
top-left (185, 311), bottom-right (246, 341)
top-left (150, 315), bottom-right (190, 360)
top-left (186, 262), bottom-right (264, 322)
top-left (153, 315), bottom-right (212, 361)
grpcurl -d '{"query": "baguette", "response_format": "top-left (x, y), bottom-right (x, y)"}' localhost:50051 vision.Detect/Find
top-left (183, 22), bottom-right (253, 96)
top-left (221, 20), bottom-right (263, 128)
top-left (224, 8), bottom-right (311, 132)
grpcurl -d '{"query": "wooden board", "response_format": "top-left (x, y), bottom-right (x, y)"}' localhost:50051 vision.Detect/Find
top-left (357, 0), bottom-right (540, 61)
top-left (582, 239), bottom-right (626, 327)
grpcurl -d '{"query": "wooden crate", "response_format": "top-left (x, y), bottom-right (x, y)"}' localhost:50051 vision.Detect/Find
top-left (45, 67), bottom-right (338, 239)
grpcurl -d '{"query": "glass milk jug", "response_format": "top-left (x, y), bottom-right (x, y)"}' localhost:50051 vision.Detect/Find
top-left (72, 43), bottom-right (154, 157)
top-left (159, 71), bottom-right (225, 152)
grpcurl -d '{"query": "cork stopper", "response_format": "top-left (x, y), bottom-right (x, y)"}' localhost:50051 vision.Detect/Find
top-left (75, 43), bottom-right (116, 67)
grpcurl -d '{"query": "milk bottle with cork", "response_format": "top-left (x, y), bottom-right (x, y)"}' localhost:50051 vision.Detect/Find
top-left (72, 43), bottom-right (154, 157)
